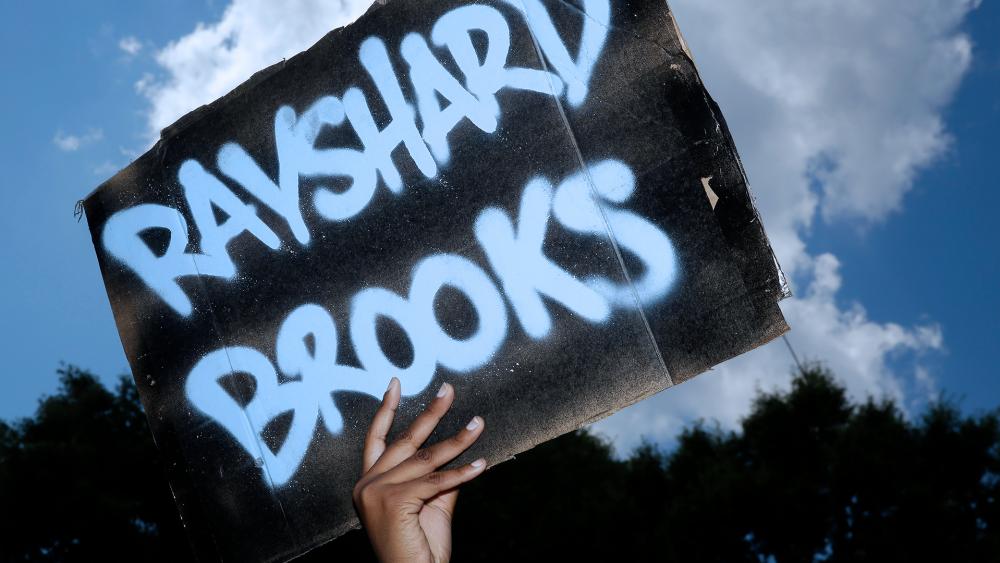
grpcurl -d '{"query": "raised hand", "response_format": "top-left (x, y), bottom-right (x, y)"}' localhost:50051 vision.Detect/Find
top-left (353, 378), bottom-right (486, 563)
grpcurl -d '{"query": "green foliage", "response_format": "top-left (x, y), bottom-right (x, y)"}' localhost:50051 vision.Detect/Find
top-left (3, 365), bottom-right (998, 562)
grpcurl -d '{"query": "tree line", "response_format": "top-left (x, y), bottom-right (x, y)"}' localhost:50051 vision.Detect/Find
top-left (1, 366), bottom-right (997, 562)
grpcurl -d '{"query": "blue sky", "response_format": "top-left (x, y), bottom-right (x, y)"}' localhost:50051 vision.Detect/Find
top-left (810, 6), bottom-right (1000, 412)
top-left (0, 0), bottom-right (222, 419)
top-left (0, 0), bottom-right (995, 442)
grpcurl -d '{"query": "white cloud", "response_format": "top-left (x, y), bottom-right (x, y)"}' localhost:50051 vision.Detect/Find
top-left (53, 129), bottom-right (104, 152)
top-left (137, 0), bottom-right (371, 141)
top-left (593, 0), bottom-right (977, 453)
top-left (118, 36), bottom-right (143, 57)
top-left (594, 255), bottom-right (944, 452)
top-left (135, 0), bottom-right (977, 450)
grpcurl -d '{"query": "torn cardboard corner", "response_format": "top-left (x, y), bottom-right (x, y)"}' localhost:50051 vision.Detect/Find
top-left (82, 0), bottom-right (788, 561)
top-left (702, 177), bottom-right (720, 210)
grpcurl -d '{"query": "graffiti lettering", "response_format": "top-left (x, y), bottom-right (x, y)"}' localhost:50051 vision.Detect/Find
top-left (103, 1), bottom-right (610, 317)
top-left (186, 160), bottom-right (677, 487)
top-left (475, 178), bottom-right (610, 340)
top-left (552, 160), bottom-right (677, 307)
top-left (503, 0), bottom-right (611, 107)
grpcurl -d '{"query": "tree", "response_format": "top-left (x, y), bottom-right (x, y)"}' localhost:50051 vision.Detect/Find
top-left (648, 367), bottom-right (1000, 562)
top-left (0, 366), bottom-right (187, 562)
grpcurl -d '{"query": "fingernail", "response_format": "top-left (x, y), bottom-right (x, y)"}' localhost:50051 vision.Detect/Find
top-left (386, 377), bottom-right (398, 394)
top-left (436, 382), bottom-right (449, 398)
top-left (471, 458), bottom-right (486, 469)
top-left (466, 416), bottom-right (481, 431)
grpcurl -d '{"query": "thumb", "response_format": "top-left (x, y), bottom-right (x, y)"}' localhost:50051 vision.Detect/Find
top-left (429, 489), bottom-right (459, 519)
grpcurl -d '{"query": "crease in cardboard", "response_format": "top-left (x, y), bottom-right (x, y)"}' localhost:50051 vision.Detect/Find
top-left (512, 0), bottom-right (675, 390)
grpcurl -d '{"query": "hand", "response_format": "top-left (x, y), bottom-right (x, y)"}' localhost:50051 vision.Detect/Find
top-left (354, 378), bottom-right (487, 563)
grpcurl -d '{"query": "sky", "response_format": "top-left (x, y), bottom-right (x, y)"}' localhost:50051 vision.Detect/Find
top-left (0, 0), bottom-right (995, 452)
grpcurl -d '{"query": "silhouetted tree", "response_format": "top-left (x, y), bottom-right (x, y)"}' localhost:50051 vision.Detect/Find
top-left (3, 365), bottom-right (998, 562)
top-left (450, 367), bottom-right (998, 562)
top-left (0, 366), bottom-right (186, 562)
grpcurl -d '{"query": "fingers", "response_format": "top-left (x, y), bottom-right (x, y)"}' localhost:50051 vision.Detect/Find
top-left (395, 458), bottom-right (487, 502)
top-left (381, 416), bottom-right (485, 484)
top-left (369, 382), bottom-right (455, 474)
top-left (362, 377), bottom-right (401, 474)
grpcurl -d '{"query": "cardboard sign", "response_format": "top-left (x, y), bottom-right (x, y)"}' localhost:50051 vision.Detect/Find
top-left (83, 0), bottom-right (788, 560)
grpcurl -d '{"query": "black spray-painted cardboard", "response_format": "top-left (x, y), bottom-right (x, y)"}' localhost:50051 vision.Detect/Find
top-left (83, 0), bottom-right (789, 560)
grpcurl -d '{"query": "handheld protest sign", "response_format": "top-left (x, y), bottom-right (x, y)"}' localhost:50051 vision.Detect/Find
top-left (83, 0), bottom-right (789, 560)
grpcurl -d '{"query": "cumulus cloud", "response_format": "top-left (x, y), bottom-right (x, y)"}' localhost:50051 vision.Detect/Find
top-left (137, 0), bottom-right (371, 141)
top-left (134, 0), bottom-right (976, 450)
top-left (53, 129), bottom-right (104, 152)
top-left (593, 0), bottom-right (977, 452)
